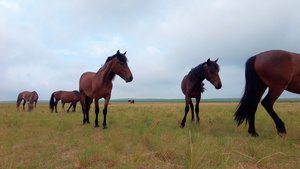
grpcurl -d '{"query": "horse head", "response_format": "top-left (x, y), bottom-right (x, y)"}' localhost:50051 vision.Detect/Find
top-left (111, 50), bottom-right (133, 83)
top-left (203, 58), bottom-right (222, 89)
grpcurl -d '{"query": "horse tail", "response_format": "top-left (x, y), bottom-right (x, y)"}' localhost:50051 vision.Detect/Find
top-left (49, 92), bottom-right (56, 111)
top-left (16, 92), bottom-right (23, 108)
top-left (234, 56), bottom-right (266, 126)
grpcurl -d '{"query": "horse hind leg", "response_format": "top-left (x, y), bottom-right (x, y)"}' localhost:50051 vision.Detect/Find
top-left (195, 97), bottom-right (200, 123)
top-left (180, 97), bottom-right (191, 128)
top-left (190, 101), bottom-right (195, 122)
top-left (261, 87), bottom-right (286, 136)
top-left (23, 101), bottom-right (26, 111)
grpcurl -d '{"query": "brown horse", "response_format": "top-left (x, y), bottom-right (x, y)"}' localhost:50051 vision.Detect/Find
top-left (49, 90), bottom-right (80, 113)
top-left (16, 91), bottom-right (39, 112)
top-left (180, 59), bottom-right (222, 128)
top-left (235, 50), bottom-right (300, 137)
top-left (79, 50), bottom-right (133, 129)
top-left (128, 100), bottom-right (135, 104)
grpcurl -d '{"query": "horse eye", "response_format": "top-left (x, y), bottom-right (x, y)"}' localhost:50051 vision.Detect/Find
top-left (120, 62), bottom-right (124, 66)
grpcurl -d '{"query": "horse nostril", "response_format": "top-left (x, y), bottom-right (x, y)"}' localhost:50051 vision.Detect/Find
top-left (127, 76), bottom-right (133, 82)
top-left (216, 84), bottom-right (222, 89)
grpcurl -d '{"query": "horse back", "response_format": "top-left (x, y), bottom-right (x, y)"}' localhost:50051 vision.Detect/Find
top-left (254, 50), bottom-right (298, 86)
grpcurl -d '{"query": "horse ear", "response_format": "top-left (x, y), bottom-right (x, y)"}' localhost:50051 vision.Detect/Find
top-left (214, 58), bottom-right (219, 63)
top-left (117, 50), bottom-right (120, 55)
top-left (123, 51), bottom-right (127, 55)
top-left (207, 58), bottom-right (211, 65)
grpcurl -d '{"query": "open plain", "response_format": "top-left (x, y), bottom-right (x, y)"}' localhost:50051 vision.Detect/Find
top-left (0, 102), bottom-right (299, 168)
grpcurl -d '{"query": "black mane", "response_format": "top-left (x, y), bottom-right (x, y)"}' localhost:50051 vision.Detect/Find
top-left (188, 63), bottom-right (205, 81)
top-left (188, 60), bottom-right (219, 81)
top-left (105, 52), bottom-right (128, 64)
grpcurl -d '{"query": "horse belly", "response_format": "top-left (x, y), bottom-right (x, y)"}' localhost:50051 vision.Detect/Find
top-left (286, 77), bottom-right (300, 94)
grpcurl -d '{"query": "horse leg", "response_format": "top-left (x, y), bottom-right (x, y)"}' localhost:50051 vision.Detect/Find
top-left (80, 94), bottom-right (86, 124)
top-left (181, 96), bottom-right (191, 128)
top-left (23, 101), bottom-right (26, 111)
top-left (54, 101), bottom-right (58, 113)
top-left (195, 96), bottom-right (200, 123)
top-left (67, 103), bottom-right (72, 112)
top-left (102, 97), bottom-right (110, 129)
top-left (261, 87), bottom-right (286, 136)
top-left (62, 102), bottom-right (65, 113)
top-left (85, 96), bottom-right (92, 124)
top-left (94, 99), bottom-right (100, 128)
top-left (190, 101), bottom-right (194, 122)
top-left (73, 102), bottom-right (77, 112)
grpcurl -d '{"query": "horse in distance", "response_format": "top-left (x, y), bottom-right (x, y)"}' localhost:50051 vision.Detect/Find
top-left (128, 100), bottom-right (135, 104)
top-left (49, 90), bottom-right (80, 113)
top-left (235, 50), bottom-right (300, 137)
top-left (180, 58), bottom-right (222, 128)
top-left (16, 91), bottom-right (39, 112)
top-left (79, 50), bottom-right (133, 129)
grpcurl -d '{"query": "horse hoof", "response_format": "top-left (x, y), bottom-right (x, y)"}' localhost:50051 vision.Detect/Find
top-left (277, 128), bottom-right (287, 137)
top-left (95, 125), bottom-right (100, 128)
top-left (180, 125), bottom-right (185, 128)
top-left (251, 132), bottom-right (259, 137)
top-left (103, 126), bottom-right (108, 130)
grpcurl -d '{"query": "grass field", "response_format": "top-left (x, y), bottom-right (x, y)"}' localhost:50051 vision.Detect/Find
top-left (0, 102), bottom-right (299, 168)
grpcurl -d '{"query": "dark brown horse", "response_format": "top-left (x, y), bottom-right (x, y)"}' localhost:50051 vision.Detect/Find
top-left (235, 50), bottom-right (300, 137)
top-left (16, 91), bottom-right (39, 112)
top-left (180, 59), bottom-right (222, 128)
top-left (49, 90), bottom-right (80, 113)
top-left (79, 50), bottom-right (133, 129)
top-left (128, 100), bottom-right (135, 104)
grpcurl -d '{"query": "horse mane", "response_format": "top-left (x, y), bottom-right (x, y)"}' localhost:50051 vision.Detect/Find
top-left (100, 51), bottom-right (128, 70)
top-left (188, 63), bottom-right (205, 81)
top-left (188, 60), bottom-right (220, 81)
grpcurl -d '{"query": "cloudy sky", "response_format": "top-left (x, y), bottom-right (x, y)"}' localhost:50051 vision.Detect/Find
top-left (1, 0), bottom-right (300, 101)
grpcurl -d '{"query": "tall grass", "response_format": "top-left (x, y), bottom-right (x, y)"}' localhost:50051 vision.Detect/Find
top-left (0, 102), bottom-right (299, 168)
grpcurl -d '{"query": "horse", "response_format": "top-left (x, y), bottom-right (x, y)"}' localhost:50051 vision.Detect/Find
top-left (235, 50), bottom-right (300, 137)
top-left (49, 90), bottom-right (80, 113)
top-left (79, 50), bottom-right (133, 129)
top-left (16, 91), bottom-right (39, 112)
top-left (128, 100), bottom-right (135, 104)
top-left (180, 59), bottom-right (222, 128)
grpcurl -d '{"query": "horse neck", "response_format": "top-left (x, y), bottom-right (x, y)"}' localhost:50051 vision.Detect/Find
top-left (189, 63), bottom-right (205, 82)
top-left (96, 61), bottom-right (116, 83)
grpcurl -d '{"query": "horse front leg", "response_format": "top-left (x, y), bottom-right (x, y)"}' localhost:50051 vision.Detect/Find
top-left (94, 99), bottom-right (100, 128)
top-left (67, 103), bottom-right (72, 112)
top-left (180, 96), bottom-right (191, 128)
top-left (261, 89), bottom-right (286, 136)
top-left (22, 101), bottom-right (26, 111)
top-left (102, 97), bottom-right (110, 129)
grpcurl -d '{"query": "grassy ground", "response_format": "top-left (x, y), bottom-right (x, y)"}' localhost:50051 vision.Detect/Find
top-left (0, 102), bottom-right (299, 168)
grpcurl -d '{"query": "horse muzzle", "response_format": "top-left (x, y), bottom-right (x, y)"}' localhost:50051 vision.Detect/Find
top-left (215, 83), bottom-right (222, 89)
top-left (125, 76), bottom-right (133, 83)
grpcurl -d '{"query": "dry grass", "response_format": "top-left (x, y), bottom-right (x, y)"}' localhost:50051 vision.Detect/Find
top-left (0, 102), bottom-right (299, 168)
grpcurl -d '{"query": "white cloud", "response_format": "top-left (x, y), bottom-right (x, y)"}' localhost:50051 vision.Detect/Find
top-left (0, 0), bottom-right (300, 101)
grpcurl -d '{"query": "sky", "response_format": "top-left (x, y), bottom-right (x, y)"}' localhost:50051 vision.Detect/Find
top-left (1, 0), bottom-right (300, 101)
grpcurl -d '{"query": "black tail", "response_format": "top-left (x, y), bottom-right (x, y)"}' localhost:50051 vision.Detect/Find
top-left (16, 93), bottom-right (23, 108)
top-left (234, 56), bottom-right (266, 125)
top-left (49, 92), bottom-right (56, 111)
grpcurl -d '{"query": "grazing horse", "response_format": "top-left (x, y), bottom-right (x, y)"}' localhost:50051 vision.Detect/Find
top-left (128, 100), bottom-right (135, 104)
top-left (49, 90), bottom-right (80, 113)
top-left (16, 91), bottom-right (39, 112)
top-left (180, 59), bottom-right (222, 128)
top-left (235, 50), bottom-right (300, 137)
top-left (79, 50), bottom-right (133, 129)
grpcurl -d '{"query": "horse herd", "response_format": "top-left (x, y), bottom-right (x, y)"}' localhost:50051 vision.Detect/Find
top-left (15, 50), bottom-right (300, 137)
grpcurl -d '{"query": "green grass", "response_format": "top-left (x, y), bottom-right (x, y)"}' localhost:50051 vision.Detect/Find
top-left (0, 102), bottom-right (299, 168)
